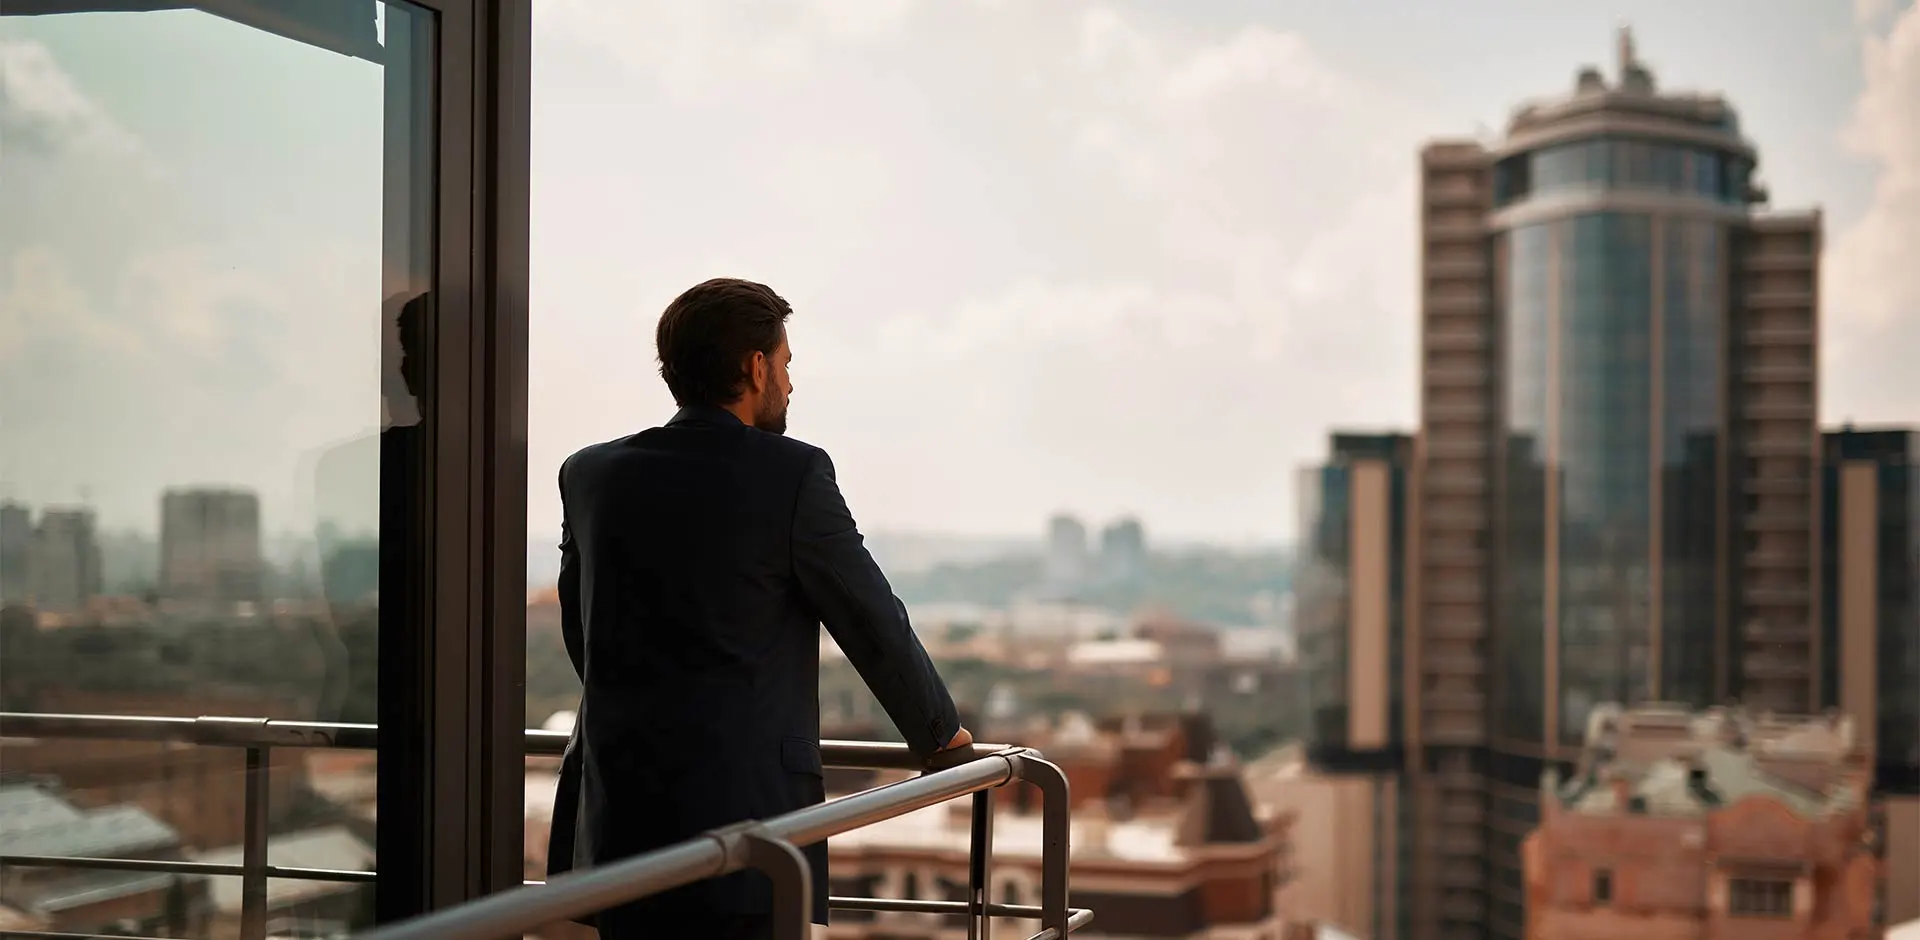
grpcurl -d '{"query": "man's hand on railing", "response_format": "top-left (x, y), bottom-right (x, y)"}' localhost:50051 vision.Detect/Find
top-left (925, 725), bottom-right (975, 770)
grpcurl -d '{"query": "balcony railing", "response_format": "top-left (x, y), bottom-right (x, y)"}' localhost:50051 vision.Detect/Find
top-left (0, 712), bottom-right (1091, 940)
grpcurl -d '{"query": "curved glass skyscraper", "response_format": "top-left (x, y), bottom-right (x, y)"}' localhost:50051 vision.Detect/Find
top-left (1404, 30), bottom-right (1822, 940)
top-left (1488, 66), bottom-right (1756, 751)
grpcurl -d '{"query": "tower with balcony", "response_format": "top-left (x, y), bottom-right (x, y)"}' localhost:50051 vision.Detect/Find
top-left (1404, 28), bottom-right (1827, 940)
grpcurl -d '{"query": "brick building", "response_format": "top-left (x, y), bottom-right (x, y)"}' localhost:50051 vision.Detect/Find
top-left (1523, 704), bottom-right (1879, 940)
top-left (824, 711), bottom-right (1296, 939)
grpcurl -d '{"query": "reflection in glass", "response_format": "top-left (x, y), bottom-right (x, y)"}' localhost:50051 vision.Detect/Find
top-left (0, 4), bottom-right (431, 937)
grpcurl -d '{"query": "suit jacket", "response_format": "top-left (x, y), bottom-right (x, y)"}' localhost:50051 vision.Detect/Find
top-left (544, 405), bottom-right (961, 932)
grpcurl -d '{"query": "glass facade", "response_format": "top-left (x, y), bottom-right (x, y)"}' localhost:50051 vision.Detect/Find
top-left (1493, 137), bottom-right (1753, 207)
top-left (1498, 205), bottom-right (1728, 748)
top-left (1495, 223), bottom-right (1550, 748)
top-left (1659, 220), bottom-right (1725, 708)
top-left (1555, 213), bottom-right (1656, 744)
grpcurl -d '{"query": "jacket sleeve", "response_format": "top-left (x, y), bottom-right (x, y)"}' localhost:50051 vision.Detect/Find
top-left (557, 461), bottom-right (585, 682)
top-left (792, 448), bottom-right (961, 758)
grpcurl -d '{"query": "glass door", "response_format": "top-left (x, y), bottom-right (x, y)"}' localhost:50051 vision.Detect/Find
top-left (0, 1), bottom-right (529, 934)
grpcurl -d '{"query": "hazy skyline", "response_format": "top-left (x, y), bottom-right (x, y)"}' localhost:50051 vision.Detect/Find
top-left (2, 1), bottom-right (1915, 544)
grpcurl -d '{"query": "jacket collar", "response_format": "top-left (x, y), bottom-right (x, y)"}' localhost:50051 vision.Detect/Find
top-left (665, 404), bottom-right (744, 428)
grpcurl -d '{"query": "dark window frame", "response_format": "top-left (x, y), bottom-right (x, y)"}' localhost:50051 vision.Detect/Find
top-left (1728, 876), bottom-right (1795, 919)
top-left (370, 0), bottom-right (532, 922)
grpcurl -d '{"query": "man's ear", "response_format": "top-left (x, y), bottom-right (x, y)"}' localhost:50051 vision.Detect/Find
top-left (745, 350), bottom-right (768, 393)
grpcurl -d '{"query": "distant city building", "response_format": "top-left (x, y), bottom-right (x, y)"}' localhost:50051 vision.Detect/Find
top-left (0, 501), bottom-right (30, 605)
top-left (1524, 704), bottom-right (1877, 940)
top-left (159, 487), bottom-right (264, 607)
top-left (27, 507), bottom-right (103, 614)
top-left (1299, 28), bottom-right (1831, 940)
top-left (1097, 516), bottom-right (1148, 586)
top-left (1044, 514), bottom-right (1149, 598)
top-left (1820, 425), bottom-right (1919, 926)
top-left (1044, 513), bottom-right (1091, 594)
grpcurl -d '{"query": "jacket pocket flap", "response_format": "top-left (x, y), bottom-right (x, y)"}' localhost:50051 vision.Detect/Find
top-left (781, 737), bottom-right (824, 776)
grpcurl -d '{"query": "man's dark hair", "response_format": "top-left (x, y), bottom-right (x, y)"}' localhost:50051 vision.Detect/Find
top-left (655, 278), bottom-right (791, 407)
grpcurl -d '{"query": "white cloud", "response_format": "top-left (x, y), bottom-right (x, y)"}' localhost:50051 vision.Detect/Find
top-left (0, 39), bottom-right (142, 160)
top-left (527, 3), bottom-right (1422, 539)
top-left (533, 0), bottom-right (915, 101)
top-left (1824, 0), bottom-right (1920, 423)
top-left (0, 238), bottom-right (383, 530)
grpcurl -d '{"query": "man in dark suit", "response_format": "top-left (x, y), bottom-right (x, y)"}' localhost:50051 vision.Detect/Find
top-left (545, 278), bottom-right (971, 939)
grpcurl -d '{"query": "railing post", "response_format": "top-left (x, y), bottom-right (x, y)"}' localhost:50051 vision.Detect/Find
top-left (734, 827), bottom-right (812, 940)
top-left (242, 743), bottom-right (272, 940)
top-left (968, 790), bottom-right (994, 940)
top-left (1012, 754), bottom-right (1071, 940)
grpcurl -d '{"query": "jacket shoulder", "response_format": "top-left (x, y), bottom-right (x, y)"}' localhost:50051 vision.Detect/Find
top-left (747, 430), bottom-right (830, 473)
top-left (559, 437), bottom-right (624, 476)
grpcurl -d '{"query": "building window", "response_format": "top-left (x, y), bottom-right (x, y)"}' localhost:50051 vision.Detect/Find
top-left (1593, 869), bottom-right (1613, 905)
top-left (1729, 878), bottom-right (1794, 918)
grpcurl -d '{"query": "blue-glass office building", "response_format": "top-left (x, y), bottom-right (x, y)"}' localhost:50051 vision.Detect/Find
top-left (1391, 31), bottom-right (1826, 940)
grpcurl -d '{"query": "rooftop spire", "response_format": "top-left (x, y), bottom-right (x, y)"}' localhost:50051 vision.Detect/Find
top-left (1617, 23), bottom-right (1637, 78)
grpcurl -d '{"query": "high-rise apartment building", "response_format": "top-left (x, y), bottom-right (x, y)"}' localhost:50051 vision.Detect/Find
top-left (0, 501), bottom-right (30, 606)
top-left (1044, 513), bottom-right (1092, 594)
top-left (1098, 516), bottom-right (1148, 586)
top-left (1820, 426), bottom-right (1919, 927)
top-left (28, 507), bottom-right (103, 614)
top-left (159, 487), bottom-right (265, 607)
top-left (1302, 29), bottom-right (1830, 940)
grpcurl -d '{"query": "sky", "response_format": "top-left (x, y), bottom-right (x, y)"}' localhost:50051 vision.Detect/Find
top-left (1, 0), bottom-right (1916, 546)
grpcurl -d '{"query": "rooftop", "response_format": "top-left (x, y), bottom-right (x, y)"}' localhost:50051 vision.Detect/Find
top-left (830, 800), bottom-right (1189, 865)
top-left (0, 782), bottom-right (180, 858)
top-left (1501, 26), bottom-right (1751, 156)
top-left (1546, 703), bottom-right (1868, 819)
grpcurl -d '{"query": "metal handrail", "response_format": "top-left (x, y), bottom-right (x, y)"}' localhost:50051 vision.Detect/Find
top-left (0, 713), bottom-right (1089, 940)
